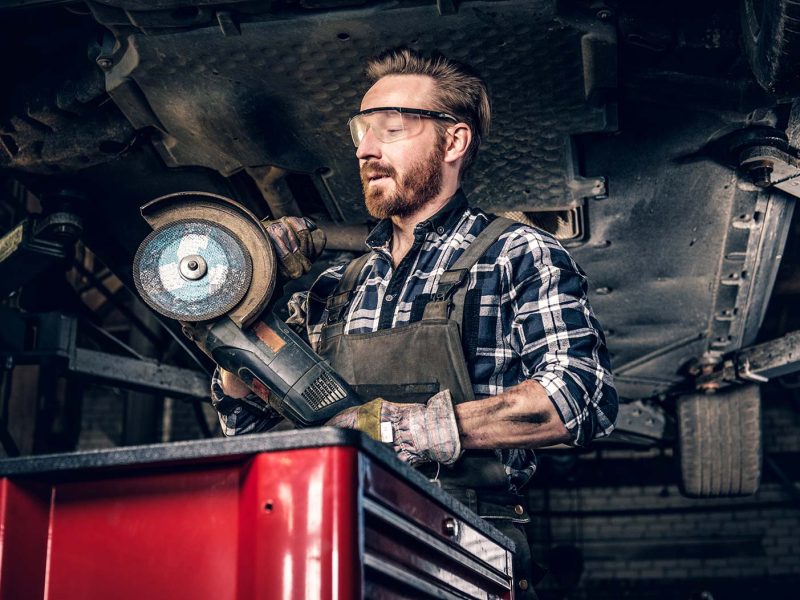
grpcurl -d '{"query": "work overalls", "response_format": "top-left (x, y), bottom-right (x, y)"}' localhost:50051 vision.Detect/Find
top-left (318, 217), bottom-right (541, 598)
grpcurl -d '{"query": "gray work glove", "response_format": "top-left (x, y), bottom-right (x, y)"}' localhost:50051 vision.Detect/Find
top-left (325, 390), bottom-right (463, 466)
top-left (262, 216), bottom-right (326, 279)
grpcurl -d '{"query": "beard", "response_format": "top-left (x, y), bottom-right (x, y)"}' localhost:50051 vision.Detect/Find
top-left (360, 139), bottom-right (446, 220)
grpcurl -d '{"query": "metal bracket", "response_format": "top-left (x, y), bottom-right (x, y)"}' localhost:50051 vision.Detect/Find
top-left (610, 400), bottom-right (674, 442)
top-left (436, 0), bottom-right (458, 16)
top-left (694, 330), bottom-right (800, 392)
top-left (567, 175), bottom-right (607, 200)
top-left (720, 125), bottom-right (800, 198)
top-left (740, 145), bottom-right (800, 197)
top-left (216, 11), bottom-right (241, 36)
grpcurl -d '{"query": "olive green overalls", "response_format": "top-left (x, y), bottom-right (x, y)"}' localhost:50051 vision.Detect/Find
top-left (318, 217), bottom-right (541, 598)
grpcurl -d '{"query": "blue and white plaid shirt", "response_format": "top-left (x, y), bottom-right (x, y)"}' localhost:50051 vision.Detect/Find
top-left (212, 191), bottom-right (617, 491)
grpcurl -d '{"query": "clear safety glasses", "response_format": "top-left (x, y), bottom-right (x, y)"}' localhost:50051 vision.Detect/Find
top-left (347, 107), bottom-right (458, 148)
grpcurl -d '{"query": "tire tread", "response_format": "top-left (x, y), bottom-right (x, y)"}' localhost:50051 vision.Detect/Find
top-left (678, 385), bottom-right (761, 498)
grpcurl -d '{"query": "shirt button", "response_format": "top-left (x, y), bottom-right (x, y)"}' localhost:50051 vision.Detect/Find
top-left (385, 294), bottom-right (394, 302)
top-left (436, 226), bottom-right (445, 235)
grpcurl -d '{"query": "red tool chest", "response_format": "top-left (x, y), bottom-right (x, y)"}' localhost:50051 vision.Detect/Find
top-left (0, 429), bottom-right (514, 599)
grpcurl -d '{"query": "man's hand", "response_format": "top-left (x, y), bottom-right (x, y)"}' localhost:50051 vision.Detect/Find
top-left (326, 390), bottom-right (462, 466)
top-left (218, 367), bottom-right (251, 399)
top-left (328, 380), bottom-right (573, 458)
top-left (263, 216), bottom-right (326, 279)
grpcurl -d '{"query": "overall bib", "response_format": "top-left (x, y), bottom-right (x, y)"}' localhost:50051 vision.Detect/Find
top-left (317, 217), bottom-right (541, 598)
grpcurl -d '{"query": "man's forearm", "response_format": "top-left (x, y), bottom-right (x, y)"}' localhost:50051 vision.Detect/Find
top-left (455, 380), bottom-right (572, 449)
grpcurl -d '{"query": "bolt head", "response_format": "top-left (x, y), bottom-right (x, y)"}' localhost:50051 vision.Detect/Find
top-left (442, 517), bottom-right (459, 537)
top-left (746, 161), bottom-right (773, 188)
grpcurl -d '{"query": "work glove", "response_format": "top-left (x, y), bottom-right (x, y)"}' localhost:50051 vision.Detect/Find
top-left (262, 216), bottom-right (326, 279)
top-left (325, 390), bottom-right (463, 467)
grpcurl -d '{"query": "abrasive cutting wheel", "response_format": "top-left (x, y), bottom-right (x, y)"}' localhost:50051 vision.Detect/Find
top-left (134, 219), bottom-right (253, 322)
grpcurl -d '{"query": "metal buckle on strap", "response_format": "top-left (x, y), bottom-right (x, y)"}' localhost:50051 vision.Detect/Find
top-left (432, 268), bottom-right (469, 301)
top-left (326, 307), bottom-right (347, 325)
top-left (325, 291), bottom-right (351, 324)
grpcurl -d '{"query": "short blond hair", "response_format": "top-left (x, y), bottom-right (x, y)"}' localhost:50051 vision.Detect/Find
top-left (366, 48), bottom-right (491, 173)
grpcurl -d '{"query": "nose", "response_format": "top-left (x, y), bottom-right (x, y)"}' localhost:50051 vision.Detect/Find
top-left (355, 127), bottom-right (381, 160)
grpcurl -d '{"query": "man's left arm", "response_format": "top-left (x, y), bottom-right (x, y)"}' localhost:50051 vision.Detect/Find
top-left (327, 229), bottom-right (618, 464)
top-left (454, 379), bottom-right (573, 449)
top-left (457, 237), bottom-right (618, 450)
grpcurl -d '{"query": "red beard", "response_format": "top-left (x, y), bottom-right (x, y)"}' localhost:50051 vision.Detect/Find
top-left (360, 139), bottom-right (446, 220)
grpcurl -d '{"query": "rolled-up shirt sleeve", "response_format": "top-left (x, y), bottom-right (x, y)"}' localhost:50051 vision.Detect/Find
top-left (210, 366), bottom-right (283, 436)
top-left (506, 231), bottom-right (618, 446)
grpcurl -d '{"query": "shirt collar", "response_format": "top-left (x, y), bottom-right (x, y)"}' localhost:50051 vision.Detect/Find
top-left (365, 189), bottom-right (468, 250)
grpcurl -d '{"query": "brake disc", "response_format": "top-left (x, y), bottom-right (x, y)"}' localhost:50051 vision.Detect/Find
top-left (133, 219), bottom-right (253, 322)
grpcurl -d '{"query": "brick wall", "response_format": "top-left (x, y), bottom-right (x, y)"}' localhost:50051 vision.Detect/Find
top-left (527, 392), bottom-right (800, 599)
top-left (167, 397), bottom-right (221, 441)
top-left (76, 386), bottom-right (125, 450)
top-left (77, 390), bottom-right (219, 449)
top-left (763, 392), bottom-right (800, 454)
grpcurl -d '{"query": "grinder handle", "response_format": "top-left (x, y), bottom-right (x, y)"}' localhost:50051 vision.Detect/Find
top-left (197, 314), bottom-right (364, 427)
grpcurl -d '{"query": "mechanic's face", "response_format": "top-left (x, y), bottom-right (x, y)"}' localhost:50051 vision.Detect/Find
top-left (356, 75), bottom-right (447, 219)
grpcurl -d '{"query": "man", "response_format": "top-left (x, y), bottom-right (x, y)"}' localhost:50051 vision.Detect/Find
top-left (213, 48), bottom-right (617, 597)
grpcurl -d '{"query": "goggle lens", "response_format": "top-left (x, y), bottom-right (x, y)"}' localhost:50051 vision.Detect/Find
top-left (349, 110), bottom-right (424, 147)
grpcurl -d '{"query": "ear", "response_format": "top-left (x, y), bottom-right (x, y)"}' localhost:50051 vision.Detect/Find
top-left (443, 123), bottom-right (472, 165)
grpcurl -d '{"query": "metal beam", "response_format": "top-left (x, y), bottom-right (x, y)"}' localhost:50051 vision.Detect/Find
top-left (738, 330), bottom-right (800, 381)
top-left (70, 348), bottom-right (210, 400)
top-left (695, 330), bottom-right (800, 391)
top-left (0, 1), bottom-right (72, 9)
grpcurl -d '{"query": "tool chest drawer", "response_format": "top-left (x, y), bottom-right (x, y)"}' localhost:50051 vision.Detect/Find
top-left (0, 429), bottom-right (514, 599)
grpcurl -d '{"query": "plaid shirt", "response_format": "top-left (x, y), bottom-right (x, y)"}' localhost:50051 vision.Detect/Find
top-left (212, 190), bottom-right (617, 490)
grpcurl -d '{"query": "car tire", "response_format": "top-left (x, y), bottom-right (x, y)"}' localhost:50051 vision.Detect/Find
top-left (677, 384), bottom-right (762, 497)
top-left (741, 0), bottom-right (800, 94)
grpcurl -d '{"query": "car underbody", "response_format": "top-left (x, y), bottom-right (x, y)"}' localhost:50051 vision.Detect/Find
top-left (2, 0), bottom-right (800, 497)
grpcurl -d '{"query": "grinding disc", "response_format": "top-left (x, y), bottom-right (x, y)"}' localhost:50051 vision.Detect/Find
top-left (140, 191), bottom-right (277, 328)
top-left (133, 219), bottom-right (252, 322)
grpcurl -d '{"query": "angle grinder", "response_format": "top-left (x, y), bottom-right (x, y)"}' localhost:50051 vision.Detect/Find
top-left (132, 191), bottom-right (362, 427)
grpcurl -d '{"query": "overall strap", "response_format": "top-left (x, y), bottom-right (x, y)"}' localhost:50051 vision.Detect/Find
top-left (422, 217), bottom-right (514, 326)
top-left (325, 252), bottom-right (372, 325)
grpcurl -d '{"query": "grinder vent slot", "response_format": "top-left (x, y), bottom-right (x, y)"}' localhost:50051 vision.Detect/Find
top-left (302, 372), bottom-right (347, 411)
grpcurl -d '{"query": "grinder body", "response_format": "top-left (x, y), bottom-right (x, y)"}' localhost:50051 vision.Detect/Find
top-left (187, 313), bottom-right (362, 427)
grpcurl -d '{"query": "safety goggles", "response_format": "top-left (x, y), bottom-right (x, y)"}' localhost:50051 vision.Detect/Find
top-left (347, 107), bottom-right (459, 147)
